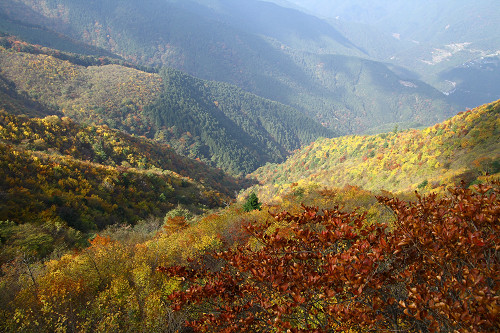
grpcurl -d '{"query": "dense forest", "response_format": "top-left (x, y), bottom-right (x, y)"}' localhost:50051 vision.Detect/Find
top-left (0, 111), bottom-right (248, 265)
top-left (249, 100), bottom-right (500, 202)
top-left (0, 112), bottom-right (243, 194)
top-left (0, 37), bottom-right (334, 174)
top-left (145, 67), bottom-right (334, 174)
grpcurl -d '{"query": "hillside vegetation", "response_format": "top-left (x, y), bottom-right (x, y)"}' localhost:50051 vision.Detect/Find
top-left (163, 183), bottom-right (499, 332)
top-left (0, 38), bottom-right (333, 174)
top-left (0, 72), bottom-right (59, 118)
top-left (0, 111), bottom-right (247, 264)
top-left (0, 168), bottom-right (497, 332)
top-left (0, 112), bottom-right (242, 194)
top-left (0, 171), bottom-right (406, 332)
top-left (249, 100), bottom-right (500, 201)
top-left (0, 0), bottom-right (459, 134)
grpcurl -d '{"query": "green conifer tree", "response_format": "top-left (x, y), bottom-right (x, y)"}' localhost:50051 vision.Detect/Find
top-left (243, 192), bottom-right (261, 212)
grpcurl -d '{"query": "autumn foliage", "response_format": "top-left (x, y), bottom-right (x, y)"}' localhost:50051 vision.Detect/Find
top-left (160, 182), bottom-right (500, 332)
top-left (250, 100), bottom-right (500, 200)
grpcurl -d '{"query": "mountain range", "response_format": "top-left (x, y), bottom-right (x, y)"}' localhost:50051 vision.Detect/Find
top-left (0, 37), bottom-right (333, 174)
top-left (0, 0), bottom-right (497, 204)
top-left (0, 0), bottom-right (467, 137)
top-left (267, 0), bottom-right (500, 105)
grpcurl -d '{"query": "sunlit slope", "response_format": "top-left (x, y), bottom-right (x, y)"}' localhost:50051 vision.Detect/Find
top-left (0, 72), bottom-right (59, 118)
top-left (0, 40), bottom-right (333, 174)
top-left (0, 42), bottom-right (162, 129)
top-left (250, 100), bottom-right (500, 199)
top-left (0, 112), bottom-right (244, 195)
top-left (0, 112), bottom-right (244, 232)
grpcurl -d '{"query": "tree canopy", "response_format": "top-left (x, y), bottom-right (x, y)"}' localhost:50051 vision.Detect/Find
top-left (161, 182), bottom-right (500, 332)
top-left (243, 192), bottom-right (262, 212)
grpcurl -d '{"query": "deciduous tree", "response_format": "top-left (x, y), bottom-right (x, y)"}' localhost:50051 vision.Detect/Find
top-left (160, 183), bottom-right (500, 332)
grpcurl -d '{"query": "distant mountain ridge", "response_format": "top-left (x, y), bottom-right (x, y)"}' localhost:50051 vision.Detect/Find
top-left (266, 0), bottom-right (500, 106)
top-left (0, 0), bottom-right (460, 135)
top-left (268, 0), bottom-right (499, 44)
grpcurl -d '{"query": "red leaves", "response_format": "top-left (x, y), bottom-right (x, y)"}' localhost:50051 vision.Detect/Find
top-left (159, 183), bottom-right (500, 332)
top-left (89, 234), bottom-right (113, 247)
top-left (291, 293), bottom-right (306, 305)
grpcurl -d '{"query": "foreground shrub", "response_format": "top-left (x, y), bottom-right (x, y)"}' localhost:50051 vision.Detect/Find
top-left (160, 183), bottom-right (499, 332)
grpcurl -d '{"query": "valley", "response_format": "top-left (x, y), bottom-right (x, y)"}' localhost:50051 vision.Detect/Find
top-left (0, 1), bottom-right (498, 332)
top-left (0, 0), bottom-right (462, 135)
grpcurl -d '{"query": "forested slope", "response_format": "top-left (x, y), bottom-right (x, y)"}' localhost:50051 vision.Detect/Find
top-left (1, 146), bottom-right (497, 332)
top-left (0, 0), bottom-right (459, 134)
top-left (0, 38), bottom-right (333, 174)
top-left (0, 112), bottom-right (243, 194)
top-left (0, 111), bottom-right (248, 263)
top-left (0, 72), bottom-right (59, 118)
top-left (146, 67), bottom-right (334, 174)
top-left (249, 100), bottom-right (500, 201)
